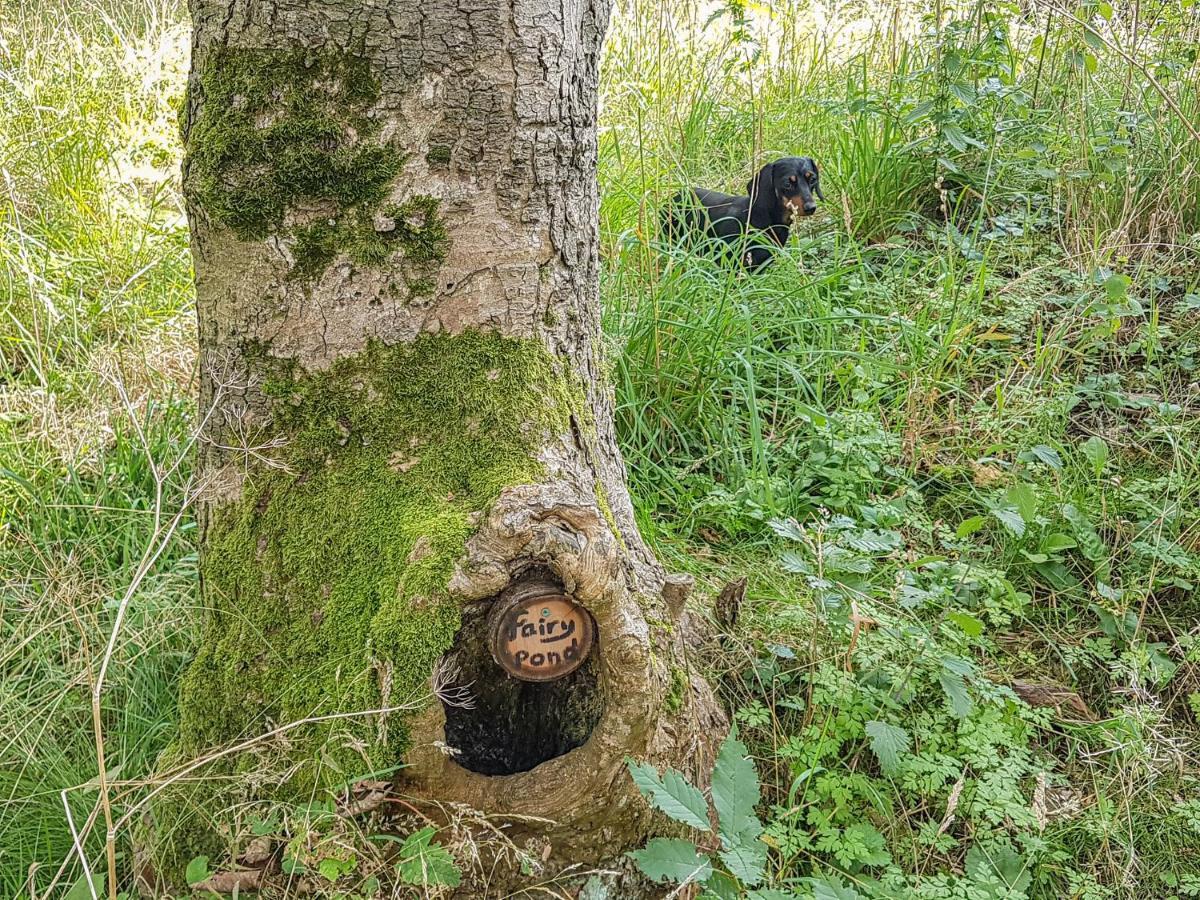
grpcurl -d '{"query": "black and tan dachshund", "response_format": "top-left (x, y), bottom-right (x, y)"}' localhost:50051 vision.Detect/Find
top-left (663, 157), bottom-right (824, 270)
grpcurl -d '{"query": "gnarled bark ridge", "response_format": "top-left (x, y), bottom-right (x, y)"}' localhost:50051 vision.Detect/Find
top-left (145, 0), bottom-right (724, 888)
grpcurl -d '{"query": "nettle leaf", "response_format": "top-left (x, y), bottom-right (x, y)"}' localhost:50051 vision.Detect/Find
top-left (396, 827), bottom-right (462, 888)
top-left (991, 506), bottom-right (1025, 537)
top-left (627, 760), bottom-right (711, 831)
top-left (865, 720), bottom-right (911, 773)
top-left (780, 550), bottom-right (812, 575)
top-left (956, 515), bottom-right (987, 539)
top-left (629, 838), bottom-right (712, 884)
top-left (701, 870), bottom-right (741, 900)
top-left (841, 529), bottom-right (903, 554)
top-left (947, 610), bottom-right (984, 638)
top-left (1103, 272), bottom-right (1131, 300)
top-left (939, 670), bottom-right (975, 718)
top-left (185, 856), bottom-right (210, 887)
top-left (719, 840), bottom-right (767, 886)
top-left (809, 875), bottom-right (863, 899)
top-left (712, 732), bottom-right (761, 847)
top-left (769, 517), bottom-right (805, 542)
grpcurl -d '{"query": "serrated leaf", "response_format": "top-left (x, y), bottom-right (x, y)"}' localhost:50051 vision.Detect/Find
top-left (948, 610), bottom-right (984, 637)
top-left (780, 549), bottom-right (811, 574)
top-left (749, 891), bottom-right (801, 900)
top-left (769, 517), bottom-right (805, 542)
top-left (629, 838), bottom-right (712, 884)
top-left (719, 840), bottom-right (767, 886)
top-left (809, 875), bottom-right (863, 899)
top-left (627, 760), bottom-right (711, 831)
top-left (397, 827), bottom-right (462, 888)
top-left (865, 720), bottom-right (910, 773)
top-left (185, 856), bottom-right (210, 887)
top-left (842, 529), bottom-right (903, 553)
top-left (939, 670), bottom-right (975, 718)
top-left (712, 733), bottom-right (761, 847)
top-left (701, 870), bottom-right (741, 900)
top-left (956, 515), bottom-right (986, 538)
top-left (991, 506), bottom-right (1025, 537)
top-left (1104, 273), bottom-right (1130, 300)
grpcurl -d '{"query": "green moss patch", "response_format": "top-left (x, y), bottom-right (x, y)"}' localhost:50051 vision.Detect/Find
top-left (152, 331), bottom-right (575, 879)
top-left (292, 197), bottom-right (450, 284)
top-left (186, 47), bottom-right (399, 240)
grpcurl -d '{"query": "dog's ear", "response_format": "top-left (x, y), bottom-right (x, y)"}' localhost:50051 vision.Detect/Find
top-left (808, 157), bottom-right (825, 201)
top-left (747, 162), bottom-right (776, 227)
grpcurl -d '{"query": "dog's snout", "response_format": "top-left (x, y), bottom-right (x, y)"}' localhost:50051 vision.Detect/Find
top-left (803, 202), bottom-right (817, 215)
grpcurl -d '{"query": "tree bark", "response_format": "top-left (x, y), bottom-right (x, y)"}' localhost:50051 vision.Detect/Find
top-left (143, 0), bottom-right (724, 890)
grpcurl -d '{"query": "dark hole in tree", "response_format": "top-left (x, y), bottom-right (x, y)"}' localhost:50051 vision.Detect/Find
top-left (439, 571), bottom-right (605, 776)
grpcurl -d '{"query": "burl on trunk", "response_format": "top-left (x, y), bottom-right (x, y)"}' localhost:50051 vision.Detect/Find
top-left (140, 0), bottom-right (724, 889)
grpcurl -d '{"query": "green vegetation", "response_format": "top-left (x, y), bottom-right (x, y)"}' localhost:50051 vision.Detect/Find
top-left (186, 46), bottom-right (396, 239)
top-left (3, 0), bottom-right (1199, 897)
top-left (146, 331), bottom-right (571, 882)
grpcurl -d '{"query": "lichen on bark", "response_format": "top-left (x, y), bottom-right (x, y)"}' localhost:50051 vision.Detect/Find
top-left (145, 331), bottom-right (577, 881)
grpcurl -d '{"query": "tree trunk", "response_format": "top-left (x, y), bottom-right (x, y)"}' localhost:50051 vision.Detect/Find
top-left (143, 0), bottom-right (723, 889)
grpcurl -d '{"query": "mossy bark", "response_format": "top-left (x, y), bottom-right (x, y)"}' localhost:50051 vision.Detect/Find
top-left (144, 0), bottom-right (723, 891)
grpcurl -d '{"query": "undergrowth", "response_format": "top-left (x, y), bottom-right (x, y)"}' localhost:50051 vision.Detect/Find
top-left (2, 0), bottom-right (1199, 896)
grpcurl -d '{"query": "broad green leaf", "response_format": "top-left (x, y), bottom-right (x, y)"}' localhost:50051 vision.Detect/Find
top-left (1104, 273), bottom-right (1131, 300)
top-left (700, 870), bottom-right (740, 900)
top-left (397, 827), bottom-right (462, 888)
top-left (1081, 436), bottom-right (1108, 475)
top-left (939, 670), bottom-right (974, 718)
top-left (749, 891), bottom-right (801, 900)
top-left (712, 733), bottom-right (761, 847)
top-left (865, 720), bottom-right (910, 773)
top-left (718, 840), bottom-right (767, 886)
top-left (948, 611), bottom-right (984, 638)
top-left (1006, 482), bottom-right (1038, 522)
top-left (809, 875), bottom-right (863, 899)
top-left (185, 856), bottom-right (210, 887)
top-left (318, 858), bottom-right (346, 883)
top-left (1026, 444), bottom-right (1063, 469)
top-left (956, 515), bottom-right (986, 539)
top-left (1040, 533), bottom-right (1077, 553)
top-left (629, 838), bottom-right (712, 884)
top-left (627, 760), bottom-right (711, 831)
top-left (65, 874), bottom-right (105, 900)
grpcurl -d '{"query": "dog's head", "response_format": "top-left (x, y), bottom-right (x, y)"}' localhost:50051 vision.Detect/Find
top-left (747, 156), bottom-right (823, 225)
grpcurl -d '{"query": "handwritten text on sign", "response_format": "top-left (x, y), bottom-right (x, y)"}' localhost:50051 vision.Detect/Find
top-left (492, 596), bottom-right (595, 681)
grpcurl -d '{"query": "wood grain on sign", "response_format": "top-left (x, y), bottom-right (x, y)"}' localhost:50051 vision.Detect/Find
top-left (490, 593), bottom-right (595, 681)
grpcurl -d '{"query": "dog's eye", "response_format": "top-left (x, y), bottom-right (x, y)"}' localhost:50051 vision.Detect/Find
top-left (787, 175), bottom-right (797, 185)
top-left (806, 172), bottom-right (816, 183)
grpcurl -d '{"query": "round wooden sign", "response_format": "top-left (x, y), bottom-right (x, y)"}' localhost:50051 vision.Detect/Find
top-left (489, 592), bottom-right (596, 682)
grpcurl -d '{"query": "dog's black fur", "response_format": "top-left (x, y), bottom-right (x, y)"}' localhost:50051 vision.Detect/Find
top-left (663, 157), bottom-right (824, 270)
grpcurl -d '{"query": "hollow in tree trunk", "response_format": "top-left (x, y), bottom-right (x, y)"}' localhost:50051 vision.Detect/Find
top-left (140, 0), bottom-right (725, 891)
